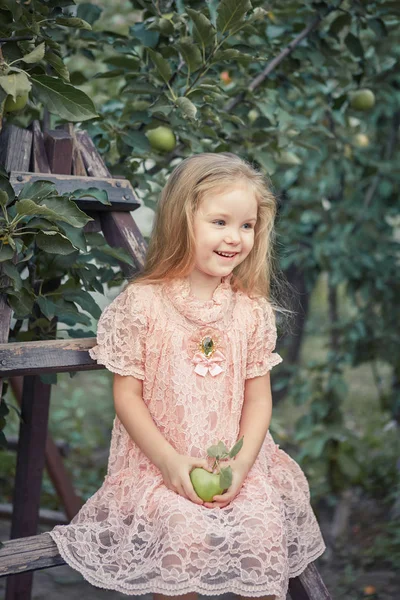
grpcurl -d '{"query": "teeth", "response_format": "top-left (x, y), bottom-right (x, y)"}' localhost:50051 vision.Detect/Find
top-left (217, 252), bottom-right (236, 257)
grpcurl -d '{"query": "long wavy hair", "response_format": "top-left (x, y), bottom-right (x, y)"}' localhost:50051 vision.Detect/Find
top-left (130, 152), bottom-right (283, 303)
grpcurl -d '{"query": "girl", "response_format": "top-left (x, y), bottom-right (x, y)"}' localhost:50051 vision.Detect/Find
top-left (49, 153), bottom-right (326, 600)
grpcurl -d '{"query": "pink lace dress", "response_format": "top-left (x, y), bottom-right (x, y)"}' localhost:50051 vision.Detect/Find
top-left (49, 277), bottom-right (326, 599)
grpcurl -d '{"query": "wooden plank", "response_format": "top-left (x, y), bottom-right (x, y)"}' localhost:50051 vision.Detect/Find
top-left (0, 125), bottom-right (32, 172)
top-left (101, 211), bottom-right (147, 277)
top-left (289, 562), bottom-right (332, 600)
top-left (44, 129), bottom-right (73, 175)
top-left (0, 504), bottom-right (68, 526)
top-left (0, 533), bottom-right (64, 577)
top-left (75, 129), bottom-right (111, 177)
top-left (5, 376), bottom-right (52, 600)
top-left (62, 123), bottom-right (87, 177)
top-left (64, 124), bottom-right (102, 232)
top-left (30, 121), bottom-right (51, 174)
top-left (0, 338), bottom-right (100, 377)
top-left (0, 267), bottom-right (12, 398)
top-left (10, 172), bottom-right (141, 212)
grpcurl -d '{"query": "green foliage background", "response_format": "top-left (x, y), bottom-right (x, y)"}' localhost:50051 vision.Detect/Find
top-left (0, 0), bottom-right (400, 586)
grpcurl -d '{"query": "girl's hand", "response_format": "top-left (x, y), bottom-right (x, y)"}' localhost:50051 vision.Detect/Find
top-left (159, 451), bottom-right (212, 505)
top-left (203, 459), bottom-right (249, 509)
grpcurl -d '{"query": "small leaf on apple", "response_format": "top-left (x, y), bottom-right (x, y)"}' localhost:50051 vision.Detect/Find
top-left (219, 466), bottom-right (232, 489)
top-left (207, 444), bottom-right (221, 458)
top-left (216, 440), bottom-right (229, 456)
top-left (229, 436), bottom-right (244, 458)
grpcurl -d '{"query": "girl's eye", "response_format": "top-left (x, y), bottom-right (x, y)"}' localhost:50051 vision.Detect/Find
top-left (242, 223), bottom-right (253, 229)
top-left (213, 220), bottom-right (225, 226)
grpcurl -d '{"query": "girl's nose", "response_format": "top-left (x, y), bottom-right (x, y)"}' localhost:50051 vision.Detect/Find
top-left (224, 231), bottom-right (241, 244)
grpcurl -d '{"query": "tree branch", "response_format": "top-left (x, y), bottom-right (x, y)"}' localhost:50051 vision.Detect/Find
top-left (225, 13), bottom-right (324, 112)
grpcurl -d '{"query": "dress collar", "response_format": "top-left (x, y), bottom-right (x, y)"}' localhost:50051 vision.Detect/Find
top-left (163, 275), bottom-right (234, 325)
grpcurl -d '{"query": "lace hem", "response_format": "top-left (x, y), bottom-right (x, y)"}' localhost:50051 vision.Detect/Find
top-left (88, 346), bottom-right (145, 380)
top-left (48, 531), bottom-right (326, 599)
top-left (246, 352), bottom-right (283, 379)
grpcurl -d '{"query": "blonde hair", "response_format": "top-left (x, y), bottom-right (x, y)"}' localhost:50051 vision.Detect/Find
top-left (131, 152), bottom-right (280, 301)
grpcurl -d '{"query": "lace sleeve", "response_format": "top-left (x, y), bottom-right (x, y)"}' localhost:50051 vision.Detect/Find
top-left (88, 284), bottom-right (147, 379)
top-left (246, 297), bottom-right (283, 379)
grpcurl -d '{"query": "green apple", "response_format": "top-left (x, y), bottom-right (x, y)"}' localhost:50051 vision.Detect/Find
top-left (190, 468), bottom-right (226, 502)
top-left (248, 109), bottom-right (259, 123)
top-left (4, 92), bottom-right (29, 113)
top-left (146, 126), bottom-right (176, 153)
top-left (353, 133), bottom-right (369, 148)
top-left (276, 151), bottom-right (302, 166)
top-left (350, 89), bottom-right (375, 111)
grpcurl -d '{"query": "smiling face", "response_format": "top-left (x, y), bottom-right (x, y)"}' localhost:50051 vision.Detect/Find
top-left (189, 181), bottom-right (258, 292)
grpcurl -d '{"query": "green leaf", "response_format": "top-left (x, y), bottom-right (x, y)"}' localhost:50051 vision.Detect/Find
top-left (219, 466), bottom-right (232, 489)
top-left (105, 55), bottom-right (140, 70)
top-left (58, 221), bottom-right (87, 252)
top-left (77, 2), bottom-right (102, 25)
top-left (119, 130), bottom-right (151, 152)
top-left (36, 231), bottom-right (77, 255)
top-left (18, 180), bottom-right (55, 201)
top-left (345, 32), bottom-right (364, 59)
top-left (329, 13), bottom-right (351, 37)
top-left (124, 81), bottom-right (158, 94)
top-left (216, 0), bottom-right (252, 34)
top-left (186, 9), bottom-right (216, 48)
top-left (2, 262), bottom-right (22, 290)
top-left (176, 97), bottom-right (197, 120)
top-left (130, 22), bottom-right (159, 48)
top-left (16, 198), bottom-right (92, 228)
top-left (71, 187), bottom-right (111, 205)
top-left (45, 51), bottom-right (70, 82)
top-left (213, 48), bottom-right (253, 63)
top-left (229, 436), bottom-right (244, 458)
top-left (0, 72), bottom-right (31, 100)
top-left (207, 444), bottom-right (221, 458)
top-left (91, 245), bottom-right (135, 267)
top-left (217, 440), bottom-right (229, 456)
top-left (37, 296), bottom-right (91, 326)
top-left (367, 18), bottom-right (388, 38)
top-left (62, 289), bottom-right (101, 318)
top-left (178, 38), bottom-right (203, 72)
top-left (147, 49), bottom-right (171, 84)
top-left (0, 244), bottom-right (14, 262)
top-left (31, 75), bottom-right (98, 122)
top-left (55, 17), bottom-right (92, 31)
top-left (0, 190), bottom-right (8, 208)
top-left (7, 288), bottom-right (34, 318)
top-left (22, 42), bottom-right (45, 64)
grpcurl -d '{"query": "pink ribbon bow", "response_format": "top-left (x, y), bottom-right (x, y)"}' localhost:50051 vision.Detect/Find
top-left (192, 350), bottom-right (225, 377)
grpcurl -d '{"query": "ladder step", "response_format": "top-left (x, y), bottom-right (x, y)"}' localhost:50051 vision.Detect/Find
top-left (0, 338), bottom-right (100, 376)
top-left (0, 533), bottom-right (64, 577)
top-left (10, 171), bottom-right (141, 212)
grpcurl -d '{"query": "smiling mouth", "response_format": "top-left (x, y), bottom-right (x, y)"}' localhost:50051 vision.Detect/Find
top-left (214, 251), bottom-right (239, 258)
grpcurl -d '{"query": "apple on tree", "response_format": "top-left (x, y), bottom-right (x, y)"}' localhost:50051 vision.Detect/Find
top-left (349, 89), bottom-right (375, 112)
top-left (145, 125), bottom-right (176, 153)
top-left (190, 436), bottom-right (244, 502)
top-left (4, 92), bottom-right (29, 113)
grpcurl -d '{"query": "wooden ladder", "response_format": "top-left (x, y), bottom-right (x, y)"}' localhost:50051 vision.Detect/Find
top-left (0, 123), bottom-right (332, 600)
top-left (0, 121), bottom-right (145, 599)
